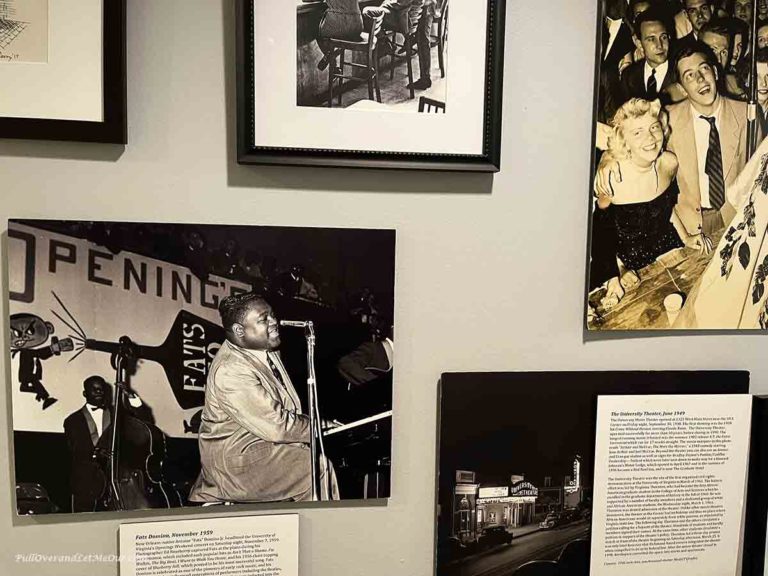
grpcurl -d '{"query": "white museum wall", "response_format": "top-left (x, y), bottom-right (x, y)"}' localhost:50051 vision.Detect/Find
top-left (0, 1), bottom-right (765, 575)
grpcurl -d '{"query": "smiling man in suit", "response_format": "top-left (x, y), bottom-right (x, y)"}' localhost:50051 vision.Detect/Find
top-left (666, 41), bottom-right (758, 244)
top-left (621, 7), bottom-right (684, 106)
top-left (189, 293), bottom-right (338, 503)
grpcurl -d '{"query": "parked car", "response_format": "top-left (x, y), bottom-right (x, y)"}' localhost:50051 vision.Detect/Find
top-left (557, 538), bottom-right (590, 576)
top-left (478, 525), bottom-right (513, 549)
top-left (437, 536), bottom-right (469, 563)
top-left (539, 511), bottom-right (562, 529)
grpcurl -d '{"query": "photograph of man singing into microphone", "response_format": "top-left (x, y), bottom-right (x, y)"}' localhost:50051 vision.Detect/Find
top-left (7, 219), bottom-right (395, 515)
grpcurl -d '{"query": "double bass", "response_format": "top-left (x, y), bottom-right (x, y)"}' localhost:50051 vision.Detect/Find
top-left (91, 336), bottom-right (182, 511)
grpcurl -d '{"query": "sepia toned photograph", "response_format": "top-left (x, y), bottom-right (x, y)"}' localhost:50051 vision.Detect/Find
top-left (296, 0), bottom-right (448, 112)
top-left (0, 0), bottom-right (48, 63)
top-left (586, 0), bottom-right (768, 330)
top-left (434, 371), bottom-right (748, 576)
top-left (8, 219), bottom-right (395, 515)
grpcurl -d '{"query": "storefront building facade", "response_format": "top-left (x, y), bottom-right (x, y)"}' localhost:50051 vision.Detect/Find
top-left (476, 480), bottom-right (539, 529)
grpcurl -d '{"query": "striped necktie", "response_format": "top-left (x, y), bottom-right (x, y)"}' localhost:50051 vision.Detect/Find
top-left (266, 352), bottom-right (286, 389)
top-left (700, 115), bottom-right (725, 210)
top-left (647, 68), bottom-right (657, 97)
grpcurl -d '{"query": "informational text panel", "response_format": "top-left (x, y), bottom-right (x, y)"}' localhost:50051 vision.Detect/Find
top-left (591, 395), bottom-right (752, 576)
top-left (120, 514), bottom-right (299, 576)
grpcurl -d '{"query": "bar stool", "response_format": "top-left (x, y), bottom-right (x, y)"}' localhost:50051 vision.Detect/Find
top-left (326, 16), bottom-right (384, 108)
top-left (418, 96), bottom-right (445, 113)
top-left (382, 3), bottom-right (424, 100)
top-left (432, 0), bottom-right (449, 78)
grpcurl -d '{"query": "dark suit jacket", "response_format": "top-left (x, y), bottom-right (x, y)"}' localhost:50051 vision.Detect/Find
top-left (337, 341), bottom-right (392, 387)
top-left (189, 340), bottom-right (314, 503)
top-left (620, 60), bottom-right (677, 106)
top-left (673, 32), bottom-right (698, 56)
top-left (599, 20), bottom-right (635, 122)
top-left (667, 96), bottom-right (758, 235)
top-left (63, 406), bottom-right (110, 512)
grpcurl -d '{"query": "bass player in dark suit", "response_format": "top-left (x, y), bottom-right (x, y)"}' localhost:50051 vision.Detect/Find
top-left (63, 375), bottom-right (143, 512)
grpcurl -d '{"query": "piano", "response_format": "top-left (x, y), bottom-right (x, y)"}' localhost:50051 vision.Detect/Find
top-left (322, 372), bottom-right (393, 499)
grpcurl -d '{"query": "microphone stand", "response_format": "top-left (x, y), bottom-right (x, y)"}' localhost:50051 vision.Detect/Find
top-left (301, 321), bottom-right (330, 501)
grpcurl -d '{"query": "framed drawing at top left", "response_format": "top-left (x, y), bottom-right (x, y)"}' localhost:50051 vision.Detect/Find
top-left (0, 0), bottom-right (126, 144)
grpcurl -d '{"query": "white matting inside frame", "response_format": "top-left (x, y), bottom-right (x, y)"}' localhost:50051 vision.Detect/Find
top-left (253, 0), bottom-right (489, 155)
top-left (0, 0), bottom-right (103, 122)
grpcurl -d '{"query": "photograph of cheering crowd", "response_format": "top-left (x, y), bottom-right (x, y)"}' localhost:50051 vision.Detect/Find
top-left (296, 0), bottom-right (448, 111)
top-left (587, 0), bottom-right (768, 330)
top-left (8, 220), bottom-right (395, 514)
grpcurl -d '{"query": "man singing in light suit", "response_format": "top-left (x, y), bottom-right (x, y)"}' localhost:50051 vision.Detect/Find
top-left (189, 293), bottom-right (338, 503)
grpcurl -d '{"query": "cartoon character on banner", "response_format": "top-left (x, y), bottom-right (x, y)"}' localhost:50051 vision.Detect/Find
top-left (9, 313), bottom-right (74, 410)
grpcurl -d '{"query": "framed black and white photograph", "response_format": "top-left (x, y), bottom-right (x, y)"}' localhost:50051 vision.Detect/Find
top-left (0, 0), bottom-right (126, 144)
top-left (236, 0), bottom-right (506, 171)
top-left (435, 371), bottom-right (750, 576)
top-left (8, 219), bottom-right (395, 515)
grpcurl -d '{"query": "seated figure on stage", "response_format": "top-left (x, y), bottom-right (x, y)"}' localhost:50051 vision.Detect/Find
top-left (336, 323), bottom-right (394, 418)
top-left (277, 264), bottom-right (320, 301)
top-left (316, 0), bottom-right (365, 71)
top-left (338, 324), bottom-right (393, 388)
top-left (189, 293), bottom-right (338, 503)
top-left (362, 0), bottom-right (422, 36)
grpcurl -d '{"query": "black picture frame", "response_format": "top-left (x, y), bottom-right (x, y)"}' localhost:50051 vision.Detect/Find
top-left (236, 0), bottom-right (506, 172)
top-left (0, 0), bottom-right (127, 144)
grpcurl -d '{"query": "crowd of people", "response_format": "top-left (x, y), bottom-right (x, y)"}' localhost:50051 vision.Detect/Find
top-left (39, 221), bottom-right (334, 300)
top-left (591, 0), bottom-right (768, 327)
top-left (27, 220), bottom-right (393, 333)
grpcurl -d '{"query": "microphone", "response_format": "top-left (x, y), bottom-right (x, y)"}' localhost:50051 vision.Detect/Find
top-left (280, 320), bottom-right (311, 328)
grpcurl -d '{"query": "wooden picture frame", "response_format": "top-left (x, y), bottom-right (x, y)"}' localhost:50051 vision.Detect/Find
top-left (0, 0), bottom-right (127, 144)
top-left (236, 0), bottom-right (506, 172)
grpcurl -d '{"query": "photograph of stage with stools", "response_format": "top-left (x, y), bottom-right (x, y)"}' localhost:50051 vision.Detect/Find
top-left (8, 219), bottom-right (395, 515)
top-left (297, 0), bottom-right (448, 111)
